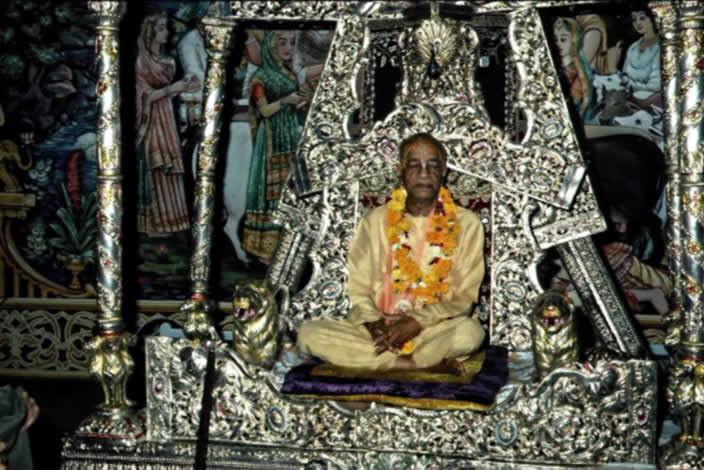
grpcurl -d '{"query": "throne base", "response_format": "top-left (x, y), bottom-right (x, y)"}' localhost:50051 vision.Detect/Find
top-left (61, 439), bottom-right (658, 470)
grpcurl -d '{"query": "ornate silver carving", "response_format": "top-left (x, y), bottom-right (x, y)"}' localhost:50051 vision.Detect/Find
top-left (139, 337), bottom-right (657, 466)
top-left (231, 1), bottom-right (368, 20)
top-left (556, 238), bottom-right (648, 357)
top-left (398, 12), bottom-right (487, 114)
top-left (291, 14), bottom-right (368, 196)
top-left (505, 7), bottom-right (606, 248)
top-left (87, 0), bottom-right (135, 419)
top-left (531, 289), bottom-right (579, 379)
top-left (0, 308), bottom-right (93, 373)
top-left (188, 17), bottom-right (235, 297)
top-left (663, 2), bottom-right (704, 465)
top-left (231, 279), bottom-right (281, 369)
top-left (229, 1), bottom-right (614, 19)
top-left (63, 437), bottom-right (655, 470)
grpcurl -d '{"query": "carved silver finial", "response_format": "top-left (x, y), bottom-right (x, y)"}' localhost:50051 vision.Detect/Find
top-left (414, 10), bottom-right (459, 72)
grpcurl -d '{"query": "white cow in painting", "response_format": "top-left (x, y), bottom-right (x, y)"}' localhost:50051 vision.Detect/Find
top-left (592, 73), bottom-right (628, 103)
top-left (613, 110), bottom-right (662, 136)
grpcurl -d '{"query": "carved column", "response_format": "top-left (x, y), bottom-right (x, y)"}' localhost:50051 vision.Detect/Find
top-left (662, 2), bottom-right (704, 467)
top-left (86, 0), bottom-right (135, 415)
top-left (182, 17), bottom-right (234, 342)
top-left (651, 2), bottom-right (683, 352)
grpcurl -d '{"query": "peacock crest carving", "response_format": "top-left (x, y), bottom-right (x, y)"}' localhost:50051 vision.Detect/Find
top-left (413, 9), bottom-right (460, 78)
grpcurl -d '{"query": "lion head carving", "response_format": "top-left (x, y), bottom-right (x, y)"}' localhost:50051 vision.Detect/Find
top-left (231, 279), bottom-right (280, 369)
top-left (531, 288), bottom-right (579, 379)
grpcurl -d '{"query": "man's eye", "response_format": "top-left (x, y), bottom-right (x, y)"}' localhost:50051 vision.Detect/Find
top-left (406, 161), bottom-right (441, 171)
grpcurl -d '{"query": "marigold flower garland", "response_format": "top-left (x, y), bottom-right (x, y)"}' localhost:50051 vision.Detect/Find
top-left (386, 186), bottom-right (458, 307)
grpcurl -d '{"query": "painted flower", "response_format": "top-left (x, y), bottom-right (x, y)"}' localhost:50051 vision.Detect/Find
top-left (0, 54), bottom-right (24, 80)
top-left (0, 28), bottom-right (15, 43)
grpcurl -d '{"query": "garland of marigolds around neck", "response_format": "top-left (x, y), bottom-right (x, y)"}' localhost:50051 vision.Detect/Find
top-left (386, 186), bottom-right (458, 307)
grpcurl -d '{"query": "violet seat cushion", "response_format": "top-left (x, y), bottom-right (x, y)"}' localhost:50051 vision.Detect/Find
top-left (281, 345), bottom-right (508, 410)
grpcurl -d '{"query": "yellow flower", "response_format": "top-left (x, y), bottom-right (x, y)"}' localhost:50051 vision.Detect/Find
top-left (400, 340), bottom-right (415, 354)
top-left (388, 187), bottom-right (406, 211)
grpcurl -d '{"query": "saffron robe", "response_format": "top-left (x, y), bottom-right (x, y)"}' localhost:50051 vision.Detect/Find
top-left (297, 202), bottom-right (486, 370)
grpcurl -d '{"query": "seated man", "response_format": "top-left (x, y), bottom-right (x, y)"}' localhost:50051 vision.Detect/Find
top-left (298, 133), bottom-right (486, 374)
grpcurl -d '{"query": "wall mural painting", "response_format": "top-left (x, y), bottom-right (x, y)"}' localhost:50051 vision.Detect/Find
top-left (545, 8), bottom-right (668, 347)
top-left (0, 0), bottom-right (333, 303)
top-left (0, 1), bottom-right (99, 297)
top-left (135, 1), bottom-right (333, 300)
top-left (0, 1), bottom-right (669, 348)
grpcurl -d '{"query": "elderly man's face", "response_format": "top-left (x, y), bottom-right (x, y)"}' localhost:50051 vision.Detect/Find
top-left (400, 139), bottom-right (446, 203)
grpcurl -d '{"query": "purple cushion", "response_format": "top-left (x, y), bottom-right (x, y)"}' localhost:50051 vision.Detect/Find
top-left (281, 345), bottom-right (508, 407)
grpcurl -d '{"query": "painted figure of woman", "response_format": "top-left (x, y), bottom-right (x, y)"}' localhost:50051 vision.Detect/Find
top-left (620, 10), bottom-right (661, 99)
top-left (553, 17), bottom-right (596, 124)
top-left (576, 14), bottom-right (611, 74)
top-left (242, 31), bottom-right (307, 262)
top-left (136, 12), bottom-right (199, 235)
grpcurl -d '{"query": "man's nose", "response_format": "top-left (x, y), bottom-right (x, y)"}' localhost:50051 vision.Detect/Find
top-left (418, 161), bottom-right (433, 175)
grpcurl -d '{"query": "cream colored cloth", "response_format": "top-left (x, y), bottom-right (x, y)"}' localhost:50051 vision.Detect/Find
top-left (297, 202), bottom-right (486, 370)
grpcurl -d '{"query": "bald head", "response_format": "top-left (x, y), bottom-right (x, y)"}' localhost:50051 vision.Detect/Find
top-left (398, 133), bottom-right (447, 213)
top-left (399, 133), bottom-right (446, 164)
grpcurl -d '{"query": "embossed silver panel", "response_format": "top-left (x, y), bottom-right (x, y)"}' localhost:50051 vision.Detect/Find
top-left (140, 337), bottom-right (657, 467)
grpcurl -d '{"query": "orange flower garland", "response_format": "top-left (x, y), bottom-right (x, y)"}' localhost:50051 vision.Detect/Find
top-left (386, 186), bottom-right (458, 306)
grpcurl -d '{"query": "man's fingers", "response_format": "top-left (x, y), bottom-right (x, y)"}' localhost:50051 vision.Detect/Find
top-left (374, 335), bottom-right (389, 349)
top-left (0, 441), bottom-right (5, 452)
top-left (387, 328), bottom-right (402, 346)
top-left (373, 334), bottom-right (391, 355)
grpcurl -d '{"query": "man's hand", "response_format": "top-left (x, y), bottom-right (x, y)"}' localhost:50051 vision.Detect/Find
top-left (364, 319), bottom-right (390, 355)
top-left (365, 318), bottom-right (398, 355)
top-left (385, 314), bottom-right (422, 350)
top-left (366, 315), bottom-right (422, 355)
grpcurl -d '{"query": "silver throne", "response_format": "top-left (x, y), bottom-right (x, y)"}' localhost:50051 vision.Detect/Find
top-left (62, 2), bottom-right (661, 469)
top-left (142, 3), bottom-right (657, 469)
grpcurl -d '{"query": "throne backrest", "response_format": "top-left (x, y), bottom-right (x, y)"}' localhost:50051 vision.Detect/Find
top-left (271, 167), bottom-right (493, 331)
top-left (267, 8), bottom-right (622, 354)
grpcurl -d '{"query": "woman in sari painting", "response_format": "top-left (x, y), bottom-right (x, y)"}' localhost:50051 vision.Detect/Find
top-left (136, 12), bottom-right (199, 235)
top-left (553, 17), bottom-right (597, 125)
top-left (242, 31), bottom-right (309, 262)
top-left (576, 14), bottom-right (611, 75)
top-left (621, 10), bottom-right (661, 107)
